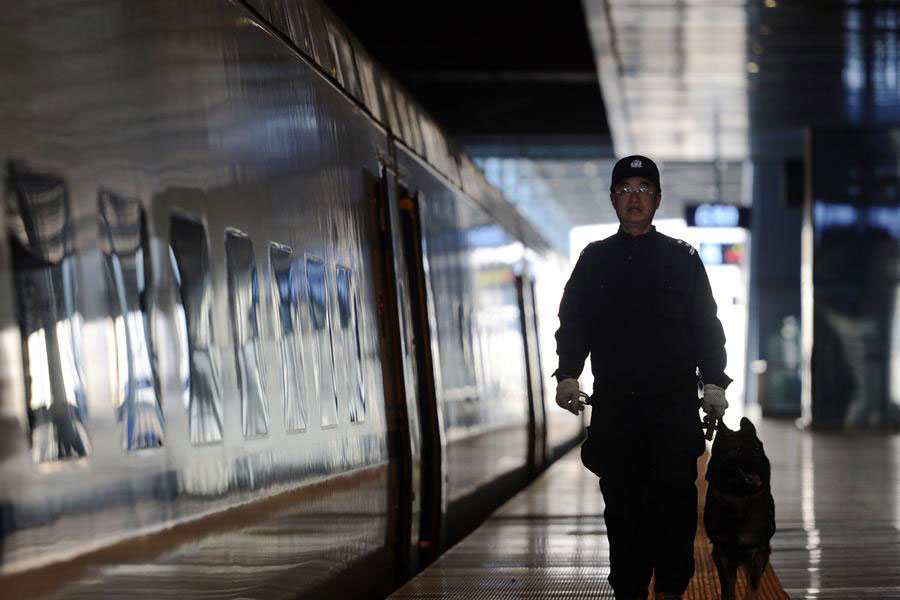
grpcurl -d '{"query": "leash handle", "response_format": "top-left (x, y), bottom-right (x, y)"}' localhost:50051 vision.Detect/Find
top-left (577, 391), bottom-right (590, 410)
top-left (702, 414), bottom-right (718, 441)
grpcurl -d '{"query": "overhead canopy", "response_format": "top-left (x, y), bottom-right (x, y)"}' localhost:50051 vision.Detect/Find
top-left (583, 0), bottom-right (897, 162)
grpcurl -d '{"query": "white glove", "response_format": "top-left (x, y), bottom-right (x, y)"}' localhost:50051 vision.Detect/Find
top-left (701, 383), bottom-right (728, 420)
top-left (555, 378), bottom-right (583, 415)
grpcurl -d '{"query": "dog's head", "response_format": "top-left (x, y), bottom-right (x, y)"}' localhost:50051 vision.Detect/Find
top-left (706, 417), bottom-right (771, 496)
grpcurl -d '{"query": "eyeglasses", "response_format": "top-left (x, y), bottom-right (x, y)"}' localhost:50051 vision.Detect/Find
top-left (613, 185), bottom-right (657, 197)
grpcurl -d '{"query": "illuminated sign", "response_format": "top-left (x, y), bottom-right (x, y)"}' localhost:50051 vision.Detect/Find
top-left (685, 203), bottom-right (751, 228)
top-left (699, 243), bottom-right (745, 266)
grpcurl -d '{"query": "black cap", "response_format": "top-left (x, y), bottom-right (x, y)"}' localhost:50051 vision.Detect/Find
top-left (610, 155), bottom-right (660, 192)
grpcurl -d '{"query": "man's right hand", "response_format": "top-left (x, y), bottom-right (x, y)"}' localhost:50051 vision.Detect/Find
top-left (555, 378), bottom-right (583, 415)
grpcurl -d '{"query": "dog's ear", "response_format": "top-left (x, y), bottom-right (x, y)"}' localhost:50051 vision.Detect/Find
top-left (739, 417), bottom-right (757, 437)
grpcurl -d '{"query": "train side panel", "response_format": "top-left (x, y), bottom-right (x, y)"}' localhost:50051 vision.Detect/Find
top-left (0, 1), bottom-right (393, 597)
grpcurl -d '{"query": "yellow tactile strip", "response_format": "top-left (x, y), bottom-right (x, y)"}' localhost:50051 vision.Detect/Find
top-left (667, 453), bottom-right (789, 600)
top-left (669, 536), bottom-right (787, 599)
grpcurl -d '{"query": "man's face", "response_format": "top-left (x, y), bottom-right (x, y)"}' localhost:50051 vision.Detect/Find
top-left (609, 176), bottom-right (661, 228)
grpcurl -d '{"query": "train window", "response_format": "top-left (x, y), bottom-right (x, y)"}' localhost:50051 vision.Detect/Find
top-left (326, 21), bottom-right (361, 99)
top-left (281, 0), bottom-right (313, 56)
top-left (335, 266), bottom-right (365, 423)
top-left (6, 163), bottom-right (91, 462)
top-left (169, 214), bottom-right (223, 445)
top-left (302, 0), bottom-right (337, 79)
top-left (353, 47), bottom-right (382, 122)
top-left (379, 79), bottom-right (401, 135)
top-left (269, 243), bottom-right (307, 432)
top-left (99, 191), bottom-right (163, 450)
top-left (225, 230), bottom-right (269, 438)
top-left (394, 91), bottom-right (413, 147)
top-left (305, 255), bottom-right (338, 428)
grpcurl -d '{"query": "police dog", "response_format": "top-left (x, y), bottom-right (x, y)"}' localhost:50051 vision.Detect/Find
top-left (704, 417), bottom-right (776, 600)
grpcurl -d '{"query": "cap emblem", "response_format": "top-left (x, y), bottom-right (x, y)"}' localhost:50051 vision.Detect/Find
top-left (630, 159), bottom-right (642, 168)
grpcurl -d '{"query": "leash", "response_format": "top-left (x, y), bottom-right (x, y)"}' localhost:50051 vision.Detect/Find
top-left (701, 413), bottom-right (719, 441)
top-left (697, 372), bottom-right (720, 441)
top-left (577, 391), bottom-right (590, 411)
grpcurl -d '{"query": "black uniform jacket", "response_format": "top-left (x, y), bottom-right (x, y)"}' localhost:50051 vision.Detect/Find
top-left (555, 226), bottom-right (731, 397)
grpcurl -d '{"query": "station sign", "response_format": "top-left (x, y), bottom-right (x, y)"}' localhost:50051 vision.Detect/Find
top-left (685, 203), bottom-right (751, 228)
top-left (699, 242), bottom-right (745, 266)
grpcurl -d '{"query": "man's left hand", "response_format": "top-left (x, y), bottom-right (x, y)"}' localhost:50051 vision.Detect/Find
top-left (701, 383), bottom-right (728, 420)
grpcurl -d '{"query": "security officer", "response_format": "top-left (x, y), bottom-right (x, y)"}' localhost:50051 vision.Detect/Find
top-left (553, 155), bottom-right (730, 600)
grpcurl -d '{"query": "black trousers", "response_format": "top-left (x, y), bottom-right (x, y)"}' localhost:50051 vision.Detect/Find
top-left (589, 386), bottom-right (705, 600)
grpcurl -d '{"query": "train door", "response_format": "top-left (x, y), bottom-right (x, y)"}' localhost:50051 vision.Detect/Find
top-left (368, 168), bottom-right (418, 590)
top-left (516, 270), bottom-right (547, 474)
top-left (395, 188), bottom-right (445, 568)
top-left (368, 165), bottom-right (442, 589)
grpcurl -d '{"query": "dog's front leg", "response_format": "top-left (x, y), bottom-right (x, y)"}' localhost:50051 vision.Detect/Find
top-left (744, 545), bottom-right (771, 600)
top-left (712, 546), bottom-right (738, 600)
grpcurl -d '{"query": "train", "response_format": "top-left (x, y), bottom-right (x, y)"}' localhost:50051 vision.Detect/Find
top-left (0, 1), bottom-right (583, 598)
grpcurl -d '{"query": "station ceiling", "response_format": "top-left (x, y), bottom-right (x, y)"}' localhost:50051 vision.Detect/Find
top-left (582, 0), bottom-right (889, 163)
top-left (323, 0), bottom-right (610, 147)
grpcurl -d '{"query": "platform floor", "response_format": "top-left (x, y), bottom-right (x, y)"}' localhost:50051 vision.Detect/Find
top-left (390, 418), bottom-right (900, 599)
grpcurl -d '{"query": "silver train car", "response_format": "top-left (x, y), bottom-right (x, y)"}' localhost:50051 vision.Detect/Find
top-left (0, 1), bottom-right (582, 597)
